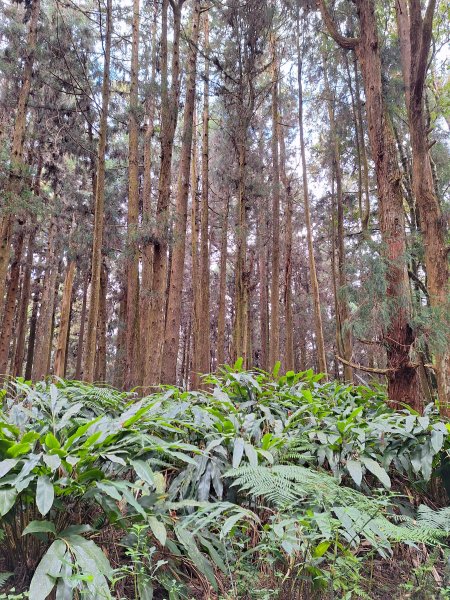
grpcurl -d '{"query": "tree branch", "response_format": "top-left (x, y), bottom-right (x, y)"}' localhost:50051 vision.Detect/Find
top-left (317, 0), bottom-right (359, 50)
top-left (412, 0), bottom-right (436, 98)
top-left (335, 355), bottom-right (394, 374)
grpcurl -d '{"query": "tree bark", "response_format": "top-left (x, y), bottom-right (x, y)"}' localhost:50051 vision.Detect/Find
top-left (257, 203), bottom-right (269, 371)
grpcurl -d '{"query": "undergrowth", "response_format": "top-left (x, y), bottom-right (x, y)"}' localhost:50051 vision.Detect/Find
top-left (0, 363), bottom-right (449, 599)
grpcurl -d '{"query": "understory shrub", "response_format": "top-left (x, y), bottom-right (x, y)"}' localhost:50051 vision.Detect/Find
top-left (0, 365), bottom-right (449, 599)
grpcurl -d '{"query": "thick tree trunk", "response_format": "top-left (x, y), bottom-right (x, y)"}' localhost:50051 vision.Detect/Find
top-left (125, 0), bottom-right (141, 390)
top-left (395, 0), bottom-right (450, 409)
top-left (113, 286), bottom-right (127, 390)
top-left (83, 0), bottom-right (112, 382)
top-left (319, 0), bottom-right (421, 408)
top-left (145, 0), bottom-right (183, 387)
top-left (162, 0), bottom-right (201, 385)
top-left (0, 0), bottom-right (40, 310)
top-left (24, 278), bottom-right (40, 381)
top-left (54, 259), bottom-right (76, 379)
top-left (296, 14), bottom-right (327, 376)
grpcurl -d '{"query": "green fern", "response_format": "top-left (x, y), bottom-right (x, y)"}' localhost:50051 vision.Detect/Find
top-left (0, 573), bottom-right (12, 590)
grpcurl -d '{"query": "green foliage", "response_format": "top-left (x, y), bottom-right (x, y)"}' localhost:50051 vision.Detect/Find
top-left (1, 371), bottom-right (449, 598)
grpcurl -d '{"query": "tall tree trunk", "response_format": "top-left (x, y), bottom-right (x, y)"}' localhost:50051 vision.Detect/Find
top-left (279, 115), bottom-right (294, 371)
top-left (217, 194), bottom-right (229, 367)
top-left (395, 0), bottom-right (450, 409)
top-left (145, 0), bottom-right (183, 387)
top-left (162, 0), bottom-right (201, 385)
top-left (190, 121), bottom-right (201, 389)
top-left (0, 230), bottom-right (25, 381)
top-left (125, 0), bottom-right (141, 390)
top-left (269, 36), bottom-right (281, 370)
top-left (257, 204), bottom-right (269, 371)
top-left (12, 228), bottom-right (35, 377)
top-left (32, 217), bottom-right (59, 381)
top-left (323, 52), bottom-right (353, 381)
top-left (141, 0), bottom-right (159, 382)
top-left (319, 0), bottom-right (421, 409)
top-left (0, 0), bottom-right (40, 309)
top-left (54, 259), bottom-right (76, 379)
top-left (83, 0), bottom-right (112, 382)
top-left (232, 141), bottom-right (249, 366)
top-left (198, 11), bottom-right (211, 381)
top-left (296, 12), bottom-right (327, 376)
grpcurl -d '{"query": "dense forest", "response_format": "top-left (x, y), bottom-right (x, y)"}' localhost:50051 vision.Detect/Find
top-left (0, 0), bottom-right (450, 598)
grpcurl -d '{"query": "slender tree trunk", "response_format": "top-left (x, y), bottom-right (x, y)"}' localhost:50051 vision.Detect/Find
top-left (145, 0), bottom-right (183, 387)
top-left (269, 36), bottom-right (281, 370)
top-left (0, 0), bottom-right (40, 309)
top-left (12, 228), bottom-right (35, 377)
top-left (75, 272), bottom-right (89, 380)
top-left (319, 0), bottom-right (421, 408)
top-left (198, 11), bottom-right (211, 381)
top-left (162, 0), bottom-right (201, 385)
top-left (24, 278), bottom-right (40, 381)
top-left (323, 53), bottom-right (353, 381)
top-left (54, 259), bottom-right (76, 378)
top-left (217, 194), bottom-right (229, 367)
top-left (95, 261), bottom-right (108, 382)
top-left (279, 116), bottom-right (294, 371)
top-left (113, 286), bottom-right (127, 390)
top-left (83, 0), bottom-right (112, 382)
top-left (125, 0), bottom-right (141, 390)
top-left (257, 204), bottom-right (269, 371)
top-left (190, 122), bottom-right (201, 389)
top-left (0, 230), bottom-right (25, 381)
top-left (32, 217), bottom-right (59, 380)
top-left (232, 142), bottom-right (249, 366)
top-left (296, 13), bottom-right (327, 376)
